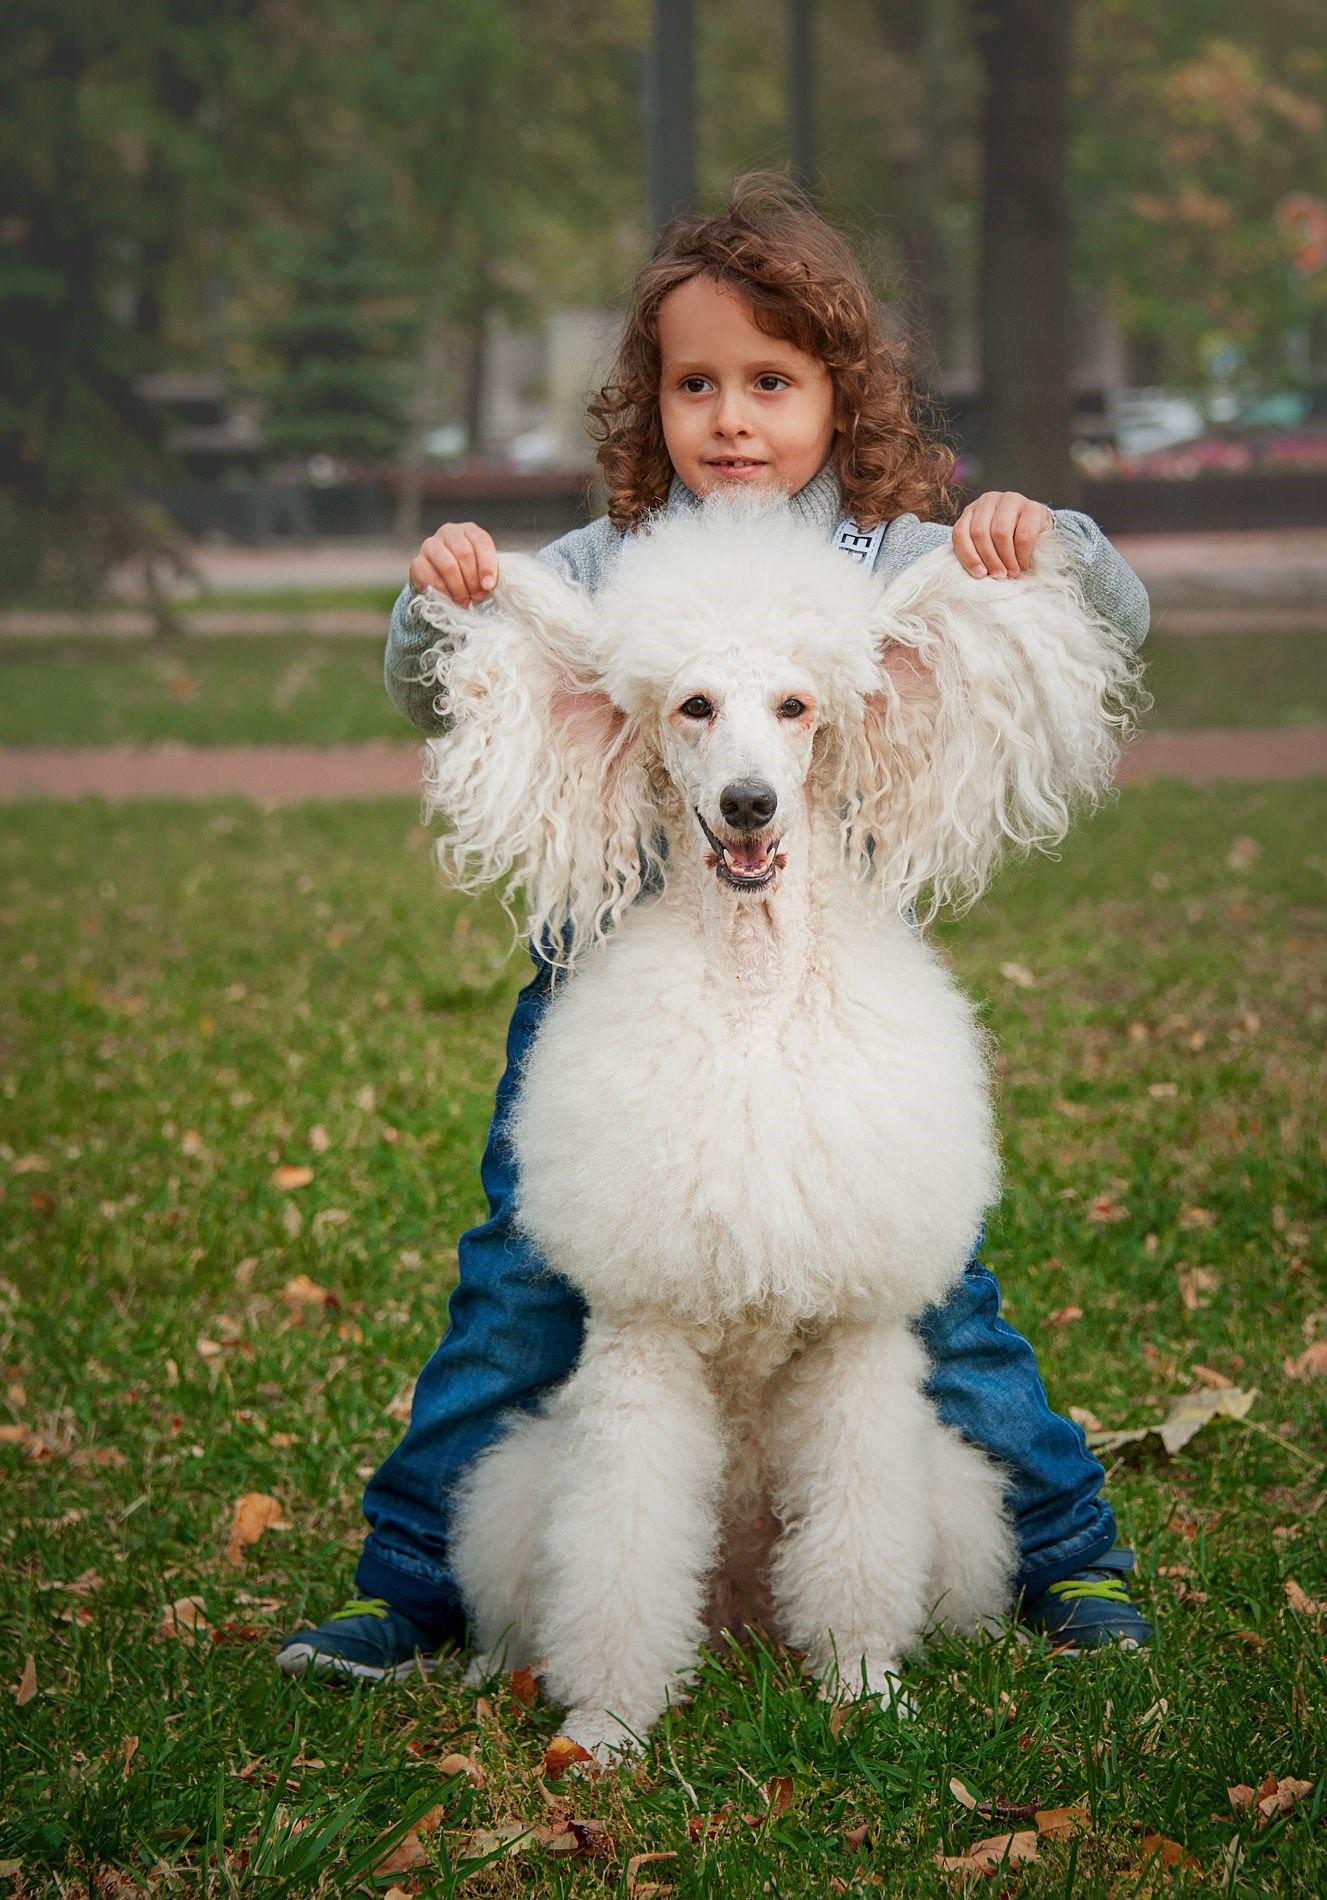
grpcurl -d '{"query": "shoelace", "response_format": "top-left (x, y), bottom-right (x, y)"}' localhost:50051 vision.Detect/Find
top-left (326, 1597), bottom-right (391, 1623)
top-left (1046, 1576), bottom-right (1132, 1605)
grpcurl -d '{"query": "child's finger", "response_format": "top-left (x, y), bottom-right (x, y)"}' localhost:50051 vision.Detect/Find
top-left (441, 527), bottom-right (484, 603)
top-left (965, 505), bottom-right (1006, 579)
top-left (429, 545), bottom-right (473, 605)
top-left (1014, 506), bottom-right (1053, 568)
top-left (990, 493), bottom-right (1026, 577)
top-left (461, 524), bottom-right (498, 595)
top-left (952, 512), bottom-right (988, 578)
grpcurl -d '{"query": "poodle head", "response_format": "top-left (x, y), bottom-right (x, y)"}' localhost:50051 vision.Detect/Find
top-left (593, 493), bottom-right (883, 898)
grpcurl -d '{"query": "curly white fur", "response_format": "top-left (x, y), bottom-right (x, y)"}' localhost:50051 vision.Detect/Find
top-left (414, 492), bottom-right (1146, 1762)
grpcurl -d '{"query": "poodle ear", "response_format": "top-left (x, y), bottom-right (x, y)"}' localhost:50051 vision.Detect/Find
top-left (414, 555), bottom-right (656, 967)
top-left (843, 537), bottom-right (1147, 919)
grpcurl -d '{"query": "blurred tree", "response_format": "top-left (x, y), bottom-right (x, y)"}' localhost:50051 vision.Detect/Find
top-left (0, 0), bottom-right (265, 605)
top-left (1073, 1), bottom-right (1327, 386)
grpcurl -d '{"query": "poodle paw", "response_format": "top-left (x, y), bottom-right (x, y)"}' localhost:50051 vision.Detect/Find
top-left (559, 1708), bottom-right (644, 1770)
top-left (816, 1658), bottom-right (914, 1720)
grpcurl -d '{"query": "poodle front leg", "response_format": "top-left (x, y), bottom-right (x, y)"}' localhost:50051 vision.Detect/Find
top-left (536, 1314), bottom-right (725, 1762)
top-left (766, 1321), bottom-right (935, 1707)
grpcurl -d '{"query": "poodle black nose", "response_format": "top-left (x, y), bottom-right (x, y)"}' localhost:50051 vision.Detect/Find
top-left (719, 778), bottom-right (778, 832)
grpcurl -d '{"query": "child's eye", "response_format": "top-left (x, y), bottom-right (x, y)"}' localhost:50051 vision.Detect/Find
top-left (756, 375), bottom-right (789, 392)
top-left (679, 695), bottom-right (715, 720)
top-left (680, 377), bottom-right (710, 395)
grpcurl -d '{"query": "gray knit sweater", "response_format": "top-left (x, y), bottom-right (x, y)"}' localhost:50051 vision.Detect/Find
top-left (385, 460), bottom-right (1150, 732)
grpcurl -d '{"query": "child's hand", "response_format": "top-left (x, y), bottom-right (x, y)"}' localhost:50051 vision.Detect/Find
top-left (409, 522), bottom-right (498, 607)
top-left (953, 492), bottom-right (1054, 580)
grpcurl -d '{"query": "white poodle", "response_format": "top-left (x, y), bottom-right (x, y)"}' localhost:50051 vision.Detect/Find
top-left (413, 494), bottom-right (1142, 1763)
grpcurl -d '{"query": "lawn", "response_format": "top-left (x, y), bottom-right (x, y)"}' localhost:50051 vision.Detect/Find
top-left (2, 784), bottom-right (1324, 1895)
top-left (1, 626), bottom-right (1324, 748)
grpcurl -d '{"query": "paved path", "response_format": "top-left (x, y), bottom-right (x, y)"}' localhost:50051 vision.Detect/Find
top-left (1, 728), bottom-right (1323, 803)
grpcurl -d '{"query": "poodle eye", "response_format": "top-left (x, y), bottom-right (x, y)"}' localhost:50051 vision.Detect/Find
top-left (679, 695), bottom-right (715, 720)
top-left (778, 697), bottom-right (808, 719)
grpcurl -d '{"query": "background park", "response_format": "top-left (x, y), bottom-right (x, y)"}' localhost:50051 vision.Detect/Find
top-left (1, 0), bottom-right (1325, 1894)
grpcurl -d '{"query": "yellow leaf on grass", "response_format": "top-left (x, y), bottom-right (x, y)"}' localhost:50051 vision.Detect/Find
top-left (224, 1492), bottom-right (285, 1566)
top-left (12, 1656), bottom-right (36, 1706)
top-left (1088, 1385), bottom-right (1258, 1457)
top-left (271, 1164), bottom-right (314, 1190)
top-left (160, 1596), bottom-right (209, 1642)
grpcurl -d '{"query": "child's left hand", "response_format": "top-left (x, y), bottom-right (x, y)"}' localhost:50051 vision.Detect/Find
top-left (953, 491), bottom-right (1054, 580)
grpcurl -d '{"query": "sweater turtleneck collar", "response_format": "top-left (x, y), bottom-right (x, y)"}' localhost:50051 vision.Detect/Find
top-left (666, 457), bottom-right (846, 535)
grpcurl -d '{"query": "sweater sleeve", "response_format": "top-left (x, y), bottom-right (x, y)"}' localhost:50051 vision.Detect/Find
top-left (877, 509), bottom-right (1150, 652)
top-left (383, 517), bottom-right (624, 735)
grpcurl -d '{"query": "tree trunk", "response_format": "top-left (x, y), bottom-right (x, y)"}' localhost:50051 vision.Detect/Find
top-left (975, 0), bottom-right (1078, 504)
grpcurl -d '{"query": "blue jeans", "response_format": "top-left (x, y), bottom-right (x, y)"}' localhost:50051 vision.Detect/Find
top-left (357, 958), bottom-right (1117, 1641)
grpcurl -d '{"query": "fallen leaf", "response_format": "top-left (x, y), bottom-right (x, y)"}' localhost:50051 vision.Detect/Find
top-left (1131, 1832), bottom-right (1200, 1875)
top-left (950, 1779), bottom-right (979, 1811)
top-left (224, 1492), bottom-right (285, 1567)
top-left (935, 1829), bottom-right (1039, 1874)
top-left (271, 1165), bottom-right (314, 1190)
top-left (1000, 961), bottom-right (1036, 989)
top-left (438, 1751), bottom-right (484, 1785)
top-left (12, 1155), bottom-right (48, 1174)
top-left (1284, 1342), bottom-right (1327, 1381)
top-left (542, 1735), bottom-right (594, 1780)
top-left (160, 1596), bottom-right (209, 1642)
top-left (1228, 1784), bottom-right (1255, 1811)
top-left (843, 1821), bottom-right (872, 1847)
top-left (281, 1273), bottom-right (336, 1310)
top-left (1035, 1806), bottom-right (1090, 1839)
top-left (508, 1665), bottom-right (539, 1707)
top-left (1226, 835), bottom-right (1261, 871)
top-left (1088, 1385), bottom-right (1258, 1457)
top-left (121, 1736), bottom-right (139, 1777)
top-left (1177, 1265), bottom-right (1219, 1311)
top-left (1069, 1405), bottom-right (1102, 1432)
top-left (374, 1804), bottom-right (445, 1875)
top-left (627, 1850), bottom-right (678, 1895)
top-left (309, 1125), bottom-right (331, 1153)
top-left (463, 1824), bottom-right (533, 1861)
top-left (1087, 1195), bottom-right (1129, 1224)
top-left (1255, 1776), bottom-right (1312, 1824)
top-left (12, 1656), bottom-right (36, 1706)
top-left (1049, 1305), bottom-right (1083, 1327)
top-left (1190, 1364), bottom-right (1235, 1390)
top-left (1284, 1578), bottom-right (1325, 1618)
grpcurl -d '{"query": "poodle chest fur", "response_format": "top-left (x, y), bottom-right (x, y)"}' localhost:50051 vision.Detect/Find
top-left (510, 895), bottom-right (999, 1333)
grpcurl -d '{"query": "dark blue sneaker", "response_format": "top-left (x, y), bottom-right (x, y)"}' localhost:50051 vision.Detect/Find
top-left (1020, 1548), bottom-right (1153, 1652)
top-left (276, 1597), bottom-right (443, 1683)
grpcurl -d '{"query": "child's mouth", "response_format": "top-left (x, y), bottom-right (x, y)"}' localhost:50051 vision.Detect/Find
top-left (706, 458), bottom-right (767, 478)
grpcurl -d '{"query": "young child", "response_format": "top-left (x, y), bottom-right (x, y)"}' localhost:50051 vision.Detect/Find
top-left (279, 172), bottom-right (1152, 1684)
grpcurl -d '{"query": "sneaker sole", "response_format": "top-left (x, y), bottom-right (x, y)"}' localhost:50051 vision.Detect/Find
top-left (276, 1642), bottom-right (436, 1684)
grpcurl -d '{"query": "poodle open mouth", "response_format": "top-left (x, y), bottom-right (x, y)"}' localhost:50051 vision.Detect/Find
top-left (694, 809), bottom-right (785, 891)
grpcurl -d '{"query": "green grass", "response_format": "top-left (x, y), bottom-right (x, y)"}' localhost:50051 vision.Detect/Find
top-left (2, 786), bottom-right (1324, 1895)
top-left (1, 628), bottom-right (1324, 749)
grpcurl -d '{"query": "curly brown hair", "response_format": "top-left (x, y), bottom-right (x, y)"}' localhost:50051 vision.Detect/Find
top-left (586, 171), bottom-right (957, 533)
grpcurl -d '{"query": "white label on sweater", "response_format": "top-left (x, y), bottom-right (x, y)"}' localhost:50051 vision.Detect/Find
top-left (832, 517), bottom-right (886, 568)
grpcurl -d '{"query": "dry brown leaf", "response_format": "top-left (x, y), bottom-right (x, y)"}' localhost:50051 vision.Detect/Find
top-left (438, 1751), bottom-right (484, 1785)
top-left (1048, 1305), bottom-right (1083, 1327)
top-left (281, 1273), bottom-right (336, 1309)
top-left (508, 1665), bottom-right (539, 1707)
top-left (1284, 1578), bottom-right (1325, 1619)
top-left (464, 1824), bottom-right (534, 1861)
top-left (949, 1779), bottom-right (979, 1811)
top-left (309, 1125), bottom-right (331, 1153)
top-left (160, 1596), bottom-right (209, 1642)
top-left (224, 1493), bottom-right (285, 1567)
top-left (374, 1804), bottom-right (445, 1876)
top-left (1068, 1405), bottom-right (1102, 1432)
top-left (1000, 961), bottom-right (1036, 989)
top-left (1086, 1195), bottom-right (1129, 1224)
top-left (843, 1821), bottom-right (872, 1848)
top-left (627, 1851), bottom-right (678, 1896)
top-left (1177, 1265), bottom-right (1219, 1311)
top-left (12, 1656), bottom-right (37, 1706)
top-left (1089, 1385), bottom-right (1257, 1457)
top-left (1228, 1784), bottom-right (1255, 1811)
top-left (1132, 1832), bottom-right (1201, 1875)
top-left (1255, 1776), bottom-right (1312, 1824)
top-left (121, 1736), bottom-right (139, 1778)
top-left (765, 1774), bottom-right (795, 1815)
top-left (271, 1164), bottom-right (314, 1190)
top-left (542, 1735), bottom-right (594, 1780)
top-left (935, 1829), bottom-right (1039, 1875)
top-left (1034, 1806), bottom-right (1090, 1839)
top-left (1284, 1342), bottom-right (1327, 1381)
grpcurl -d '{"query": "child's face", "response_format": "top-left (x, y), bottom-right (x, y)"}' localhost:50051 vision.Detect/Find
top-left (657, 275), bottom-right (837, 500)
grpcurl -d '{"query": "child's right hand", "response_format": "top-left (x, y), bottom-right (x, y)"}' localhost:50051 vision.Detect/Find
top-left (409, 522), bottom-right (498, 606)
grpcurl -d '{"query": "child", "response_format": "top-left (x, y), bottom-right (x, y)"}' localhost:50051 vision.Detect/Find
top-left (278, 172), bottom-right (1151, 1685)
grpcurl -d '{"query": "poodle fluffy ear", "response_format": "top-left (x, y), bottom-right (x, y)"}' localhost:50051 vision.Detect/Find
top-left (414, 556), bottom-right (655, 967)
top-left (839, 537), bottom-right (1147, 919)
